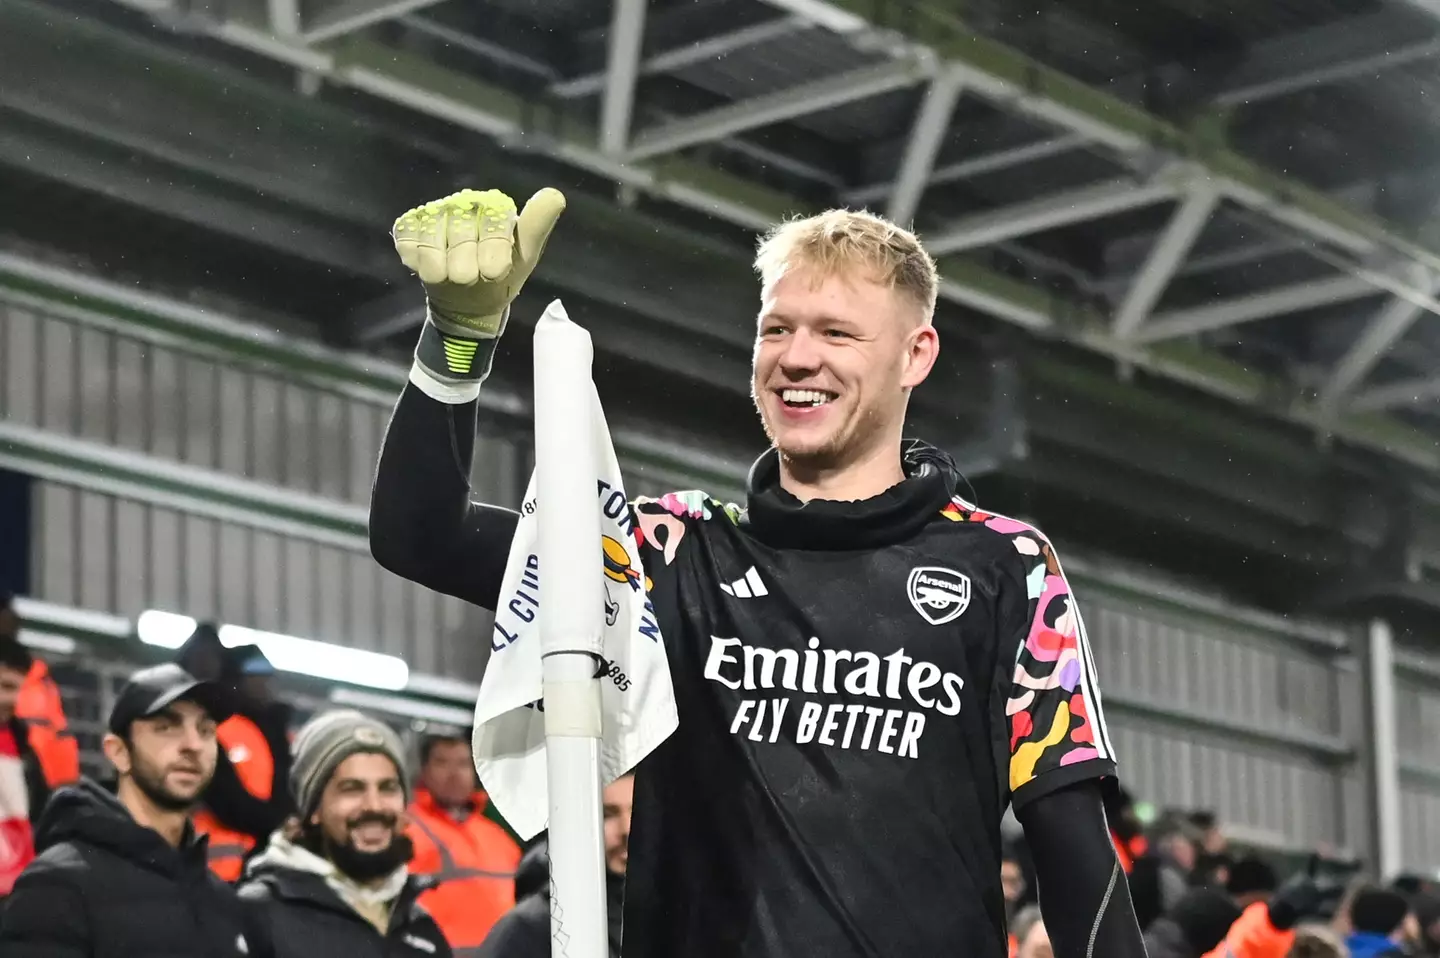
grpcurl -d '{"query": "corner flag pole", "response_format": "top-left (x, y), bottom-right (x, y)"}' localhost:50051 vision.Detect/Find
top-left (532, 300), bottom-right (609, 958)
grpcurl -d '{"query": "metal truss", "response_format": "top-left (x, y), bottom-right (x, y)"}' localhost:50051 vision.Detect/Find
top-left (65, 0), bottom-right (1440, 461)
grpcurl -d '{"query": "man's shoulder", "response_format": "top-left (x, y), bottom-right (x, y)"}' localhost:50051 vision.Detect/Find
top-left (631, 490), bottom-right (744, 526)
top-left (629, 491), bottom-right (744, 564)
top-left (936, 494), bottom-right (1063, 562)
top-left (25, 838), bottom-right (97, 881)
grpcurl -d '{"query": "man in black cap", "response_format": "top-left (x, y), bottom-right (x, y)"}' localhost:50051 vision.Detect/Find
top-left (0, 662), bottom-right (254, 958)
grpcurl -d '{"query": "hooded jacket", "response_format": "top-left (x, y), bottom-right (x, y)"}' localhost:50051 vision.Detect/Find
top-left (0, 777), bottom-right (252, 958)
top-left (475, 837), bottom-right (624, 958)
top-left (1345, 931), bottom-right (1406, 958)
top-left (237, 832), bottom-right (452, 958)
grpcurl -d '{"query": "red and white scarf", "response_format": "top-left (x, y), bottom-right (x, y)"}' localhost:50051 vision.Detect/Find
top-left (0, 724), bottom-right (35, 893)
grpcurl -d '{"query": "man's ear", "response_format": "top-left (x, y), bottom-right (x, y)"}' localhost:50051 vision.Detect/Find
top-left (901, 324), bottom-right (940, 390)
top-left (101, 732), bottom-right (130, 776)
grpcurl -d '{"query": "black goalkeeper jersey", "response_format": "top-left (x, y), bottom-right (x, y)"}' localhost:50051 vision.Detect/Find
top-left (367, 384), bottom-right (1125, 958)
top-left (495, 441), bottom-right (1119, 958)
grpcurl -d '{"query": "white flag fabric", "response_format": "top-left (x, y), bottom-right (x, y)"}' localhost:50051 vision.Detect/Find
top-left (471, 352), bottom-right (679, 842)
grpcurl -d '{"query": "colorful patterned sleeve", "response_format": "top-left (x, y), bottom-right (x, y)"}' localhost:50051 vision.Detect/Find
top-left (959, 505), bottom-right (1118, 810)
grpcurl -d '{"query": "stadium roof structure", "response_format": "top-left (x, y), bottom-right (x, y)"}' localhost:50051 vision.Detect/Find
top-left (9, 0), bottom-right (1440, 621)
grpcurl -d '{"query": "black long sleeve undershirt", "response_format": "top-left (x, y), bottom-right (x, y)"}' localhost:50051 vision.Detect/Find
top-left (1019, 781), bottom-right (1149, 958)
top-left (370, 383), bottom-right (519, 610)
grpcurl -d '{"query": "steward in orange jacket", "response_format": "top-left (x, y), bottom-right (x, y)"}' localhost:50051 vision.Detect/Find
top-left (407, 736), bottom-right (521, 955)
top-left (16, 658), bottom-right (79, 789)
top-left (1201, 872), bottom-right (1324, 958)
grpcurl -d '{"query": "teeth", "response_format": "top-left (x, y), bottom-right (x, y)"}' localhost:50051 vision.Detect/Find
top-left (781, 388), bottom-right (833, 406)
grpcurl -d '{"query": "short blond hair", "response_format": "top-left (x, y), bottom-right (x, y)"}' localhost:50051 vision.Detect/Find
top-left (753, 208), bottom-right (939, 317)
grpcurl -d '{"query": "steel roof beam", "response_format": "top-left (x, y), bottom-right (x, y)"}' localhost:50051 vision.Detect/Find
top-left (625, 57), bottom-right (932, 162)
top-left (1112, 184), bottom-right (1220, 339)
top-left (757, 0), bottom-right (1440, 316)
top-left (849, 133), bottom-right (1084, 207)
top-left (349, 289), bottom-right (428, 345)
top-left (926, 177), bottom-right (1180, 256)
top-left (268, 0), bottom-right (299, 36)
top-left (551, 17), bottom-right (803, 99)
top-left (1320, 267), bottom-right (1440, 411)
top-left (86, 0), bottom-right (1440, 472)
top-left (599, 0), bottom-right (647, 157)
top-left (885, 66), bottom-right (965, 227)
top-left (1135, 276), bottom-right (1377, 343)
top-left (301, 0), bottom-right (446, 43)
top-left (1100, 11), bottom-right (1440, 109)
top-left (1352, 377), bottom-right (1440, 412)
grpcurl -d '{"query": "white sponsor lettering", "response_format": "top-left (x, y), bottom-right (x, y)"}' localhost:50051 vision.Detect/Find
top-left (703, 636), bottom-right (964, 760)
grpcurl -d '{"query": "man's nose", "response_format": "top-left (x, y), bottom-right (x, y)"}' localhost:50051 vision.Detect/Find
top-left (777, 328), bottom-right (822, 373)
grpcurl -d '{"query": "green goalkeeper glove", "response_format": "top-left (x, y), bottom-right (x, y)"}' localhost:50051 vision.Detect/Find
top-left (392, 187), bottom-right (566, 387)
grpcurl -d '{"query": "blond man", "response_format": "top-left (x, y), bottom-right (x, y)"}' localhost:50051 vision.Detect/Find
top-left (371, 189), bottom-right (1144, 958)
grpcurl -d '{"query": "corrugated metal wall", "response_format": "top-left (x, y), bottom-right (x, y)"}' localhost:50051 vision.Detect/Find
top-left (1070, 565), bottom-right (1363, 853)
top-left (27, 479), bottom-right (491, 677)
top-left (1397, 665), bottom-right (1440, 868)
top-left (0, 297), bottom-right (520, 677)
top-left (0, 301), bottom-right (522, 508)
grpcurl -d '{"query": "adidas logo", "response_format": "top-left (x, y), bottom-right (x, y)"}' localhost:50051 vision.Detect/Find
top-left (719, 566), bottom-right (768, 599)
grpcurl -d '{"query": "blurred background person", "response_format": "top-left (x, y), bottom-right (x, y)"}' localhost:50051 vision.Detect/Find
top-left (1342, 884), bottom-right (1413, 958)
top-left (0, 663), bottom-right (249, 957)
top-left (1132, 811), bottom-right (1200, 929)
top-left (1408, 889), bottom-right (1440, 956)
top-left (237, 709), bottom-right (450, 958)
top-left (1227, 857), bottom-right (1281, 912)
top-left (1189, 812), bottom-right (1232, 889)
top-left (1285, 926), bottom-right (1348, 958)
top-left (476, 772), bottom-right (633, 958)
top-left (1011, 904), bottom-right (1052, 958)
top-left (0, 591), bottom-right (77, 798)
top-left (1198, 863), bottom-right (1327, 958)
top-left (1001, 842), bottom-right (1028, 924)
top-left (1106, 786), bottom-right (1149, 878)
top-left (1144, 886), bottom-right (1242, 958)
top-left (406, 731), bottom-right (520, 953)
top-left (0, 634), bottom-right (48, 897)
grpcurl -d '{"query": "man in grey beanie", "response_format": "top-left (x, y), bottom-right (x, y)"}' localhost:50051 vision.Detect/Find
top-left (235, 709), bottom-right (452, 958)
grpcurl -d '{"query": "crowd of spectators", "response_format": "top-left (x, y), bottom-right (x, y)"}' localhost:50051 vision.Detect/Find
top-left (0, 588), bottom-right (1437, 958)
top-left (0, 595), bottom-right (630, 958)
top-left (1001, 788), bottom-right (1440, 958)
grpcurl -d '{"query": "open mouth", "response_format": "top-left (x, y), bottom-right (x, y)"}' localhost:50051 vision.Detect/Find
top-left (778, 388), bottom-right (836, 409)
top-left (350, 821), bottom-right (394, 845)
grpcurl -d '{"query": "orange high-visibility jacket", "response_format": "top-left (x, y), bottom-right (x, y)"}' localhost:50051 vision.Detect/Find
top-left (193, 714), bottom-right (274, 882)
top-left (407, 789), bottom-right (522, 954)
top-left (1201, 900), bottom-right (1294, 958)
top-left (16, 660), bottom-right (79, 788)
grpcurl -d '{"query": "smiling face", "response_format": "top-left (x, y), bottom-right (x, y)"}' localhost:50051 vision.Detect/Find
top-left (751, 265), bottom-right (938, 476)
top-left (313, 752), bottom-right (407, 855)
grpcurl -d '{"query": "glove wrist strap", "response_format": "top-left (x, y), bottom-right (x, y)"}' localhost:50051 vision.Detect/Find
top-left (410, 307), bottom-right (507, 405)
top-left (415, 308), bottom-right (504, 383)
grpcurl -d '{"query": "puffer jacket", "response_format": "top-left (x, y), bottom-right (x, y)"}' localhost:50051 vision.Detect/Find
top-left (476, 837), bottom-right (624, 958)
top-left (237, 832), bottom-right (452, 958)
top-left (0, 777), bottom-right (252, 958)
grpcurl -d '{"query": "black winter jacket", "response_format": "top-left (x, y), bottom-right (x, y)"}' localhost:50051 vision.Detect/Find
top-left (475, 838), bottom-right (624, 958)
top-left (0, 777), bottom-right (253, 958)
top-left (237, 837), bottom-right (452, 958)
